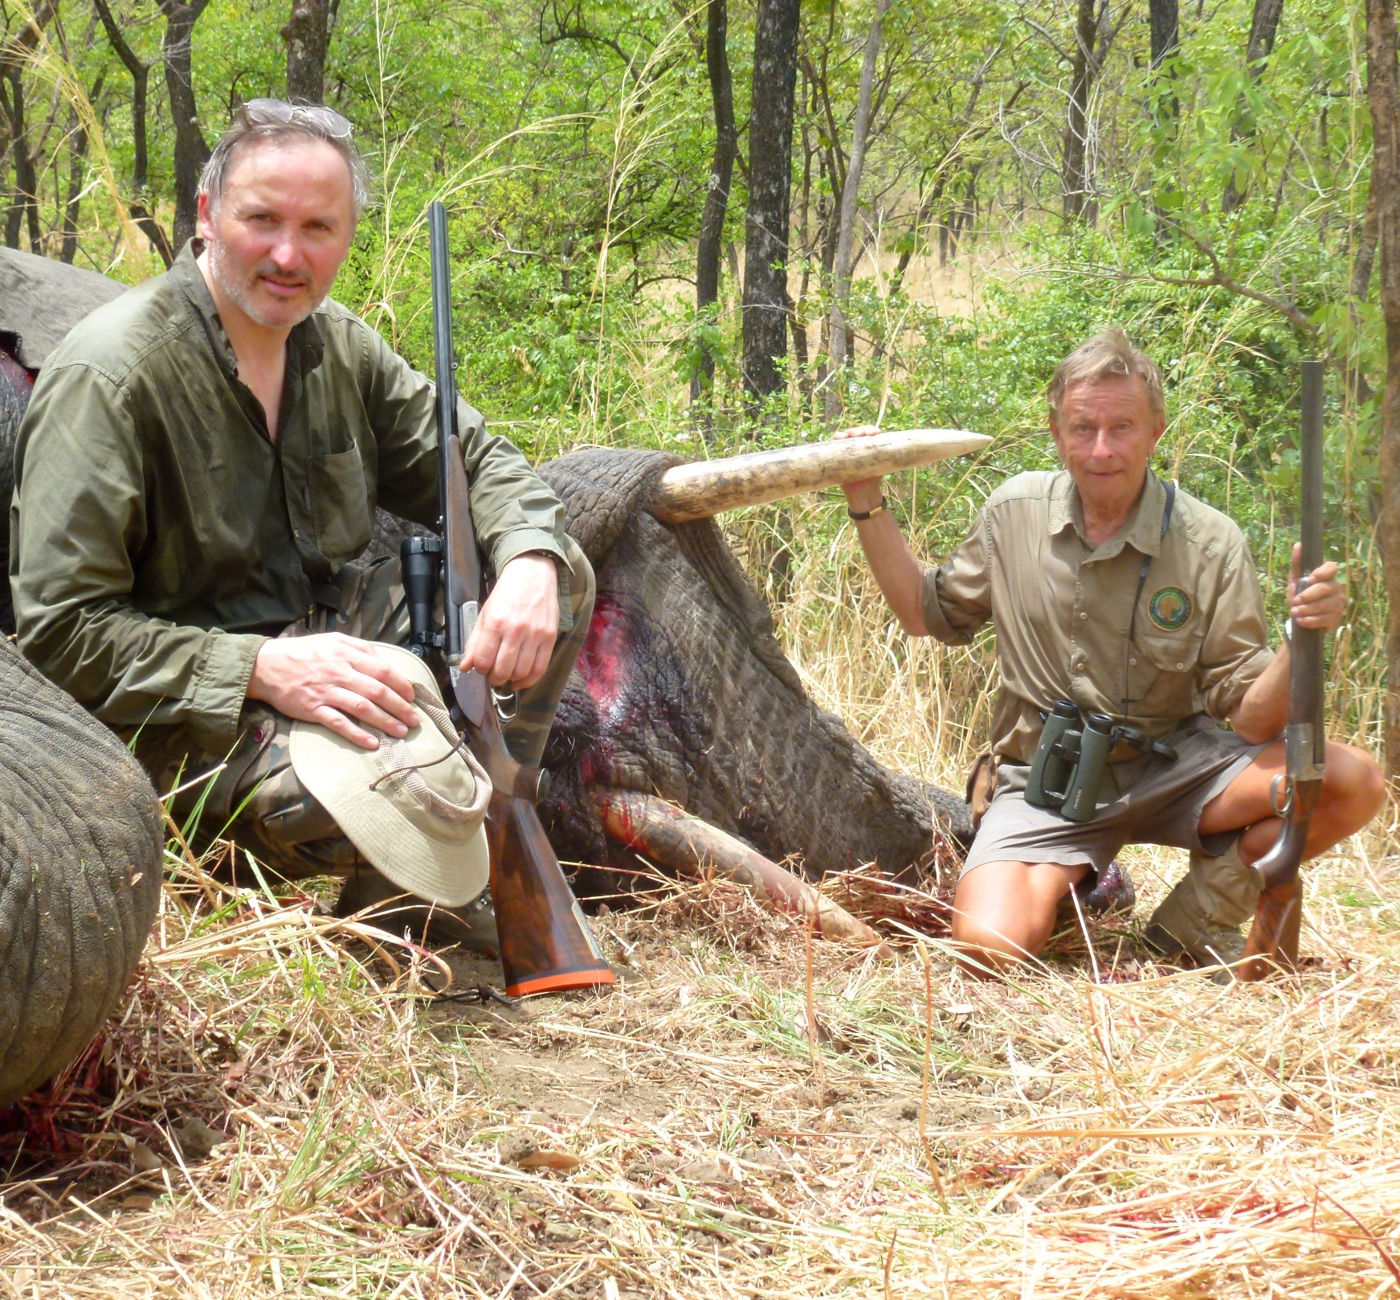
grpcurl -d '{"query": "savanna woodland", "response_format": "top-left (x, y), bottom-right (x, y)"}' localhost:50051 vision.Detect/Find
top-left (2, 0), bottom-right (1399, 1296)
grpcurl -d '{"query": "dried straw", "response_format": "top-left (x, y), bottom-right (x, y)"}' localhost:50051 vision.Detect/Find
top-left (0, 831), bottom-right (1393, 1299)
top-left (0, 493), bottom-right (1394, 1298)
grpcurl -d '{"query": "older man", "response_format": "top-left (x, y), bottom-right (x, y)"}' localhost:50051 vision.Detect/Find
top-left (10, 99), bottom-right (592, 949)
top-left (838, 328), bottom-right (1383, 976)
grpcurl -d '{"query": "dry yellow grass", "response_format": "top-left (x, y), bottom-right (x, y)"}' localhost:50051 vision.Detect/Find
top-left (0, 501), bottom-right (1396, 1300)
top-left (0, 843), bottom-right (1394, 1299)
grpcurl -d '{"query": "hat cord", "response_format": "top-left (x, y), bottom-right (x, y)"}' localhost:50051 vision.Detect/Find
top-left (365, 688), bottom-right (491, 822)
top-left (367, 733), bottom-right (469, 792)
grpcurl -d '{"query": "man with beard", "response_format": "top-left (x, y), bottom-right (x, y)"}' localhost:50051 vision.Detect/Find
top-left (9, 100), bottom-right (591, 950)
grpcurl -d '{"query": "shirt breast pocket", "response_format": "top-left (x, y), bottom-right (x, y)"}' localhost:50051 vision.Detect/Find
top-left (308, 447), bottom-right (373, 565)
top-left (1126, 626), bottom-right (1206, 717)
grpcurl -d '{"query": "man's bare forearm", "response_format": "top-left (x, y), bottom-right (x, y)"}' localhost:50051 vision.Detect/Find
top-left (1229, 640), bottom-right (1289, 743)
top-left (848, 504), bottom-right (929, 637)
top-left (1230, 550), bottom-right (1347, 745)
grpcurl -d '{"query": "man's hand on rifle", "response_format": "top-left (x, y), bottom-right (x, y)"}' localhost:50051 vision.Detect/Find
top-left (461, 552), bottom-right (560, 689)
top-left (1231, 543), bottom-right (1347, 744)
top-left (247, 634), bottom-right (421, 750)
top-left (1287, 542), bottom-right (1346, 633)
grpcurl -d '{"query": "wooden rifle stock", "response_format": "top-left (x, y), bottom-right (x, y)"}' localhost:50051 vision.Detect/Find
top-left (1239, 360), bottom-right (1327, 982)
top-left (485, 781), bottom-right (615, 996)
top-left (428, 200), bottom-right (614, 997)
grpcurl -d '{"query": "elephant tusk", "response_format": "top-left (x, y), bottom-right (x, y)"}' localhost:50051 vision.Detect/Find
top-left (647, 428), bottom-right (992, 522)
top-left (591, 788), bottom-right (891, 954)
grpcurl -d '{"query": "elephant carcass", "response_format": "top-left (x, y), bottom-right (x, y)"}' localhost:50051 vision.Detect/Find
top-left (0, 246), bottom-right (128, 371)
top-left (1, 245), bottom-right (970, 917)
top-left (1, 247), bottom-right (128, 634)
top-left (533, 448), bottom-right (972, 889)
top-left (0, 250), bottom-right (159, 1106)
top-left (0, 639), bottom-right (162, 1105)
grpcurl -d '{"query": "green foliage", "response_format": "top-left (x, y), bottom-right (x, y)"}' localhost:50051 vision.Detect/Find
top-left (1, 0), bottom-right (1387, 739)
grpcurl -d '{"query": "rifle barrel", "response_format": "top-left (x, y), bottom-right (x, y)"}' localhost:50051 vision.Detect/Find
top-left (1299, 361), bottom-right (1324, 578)
top-left (429, 201), bottom-right (464, 664)
top-left (1291, 361), bottom-right (1326, 781)
top-left (1240, 361), bottom-right (1328, 979)
top-left (427, 199), bottom-right (613, 998)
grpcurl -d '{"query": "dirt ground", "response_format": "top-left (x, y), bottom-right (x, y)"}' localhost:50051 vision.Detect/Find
top-left (0, 846), bottom-right (1397, 1299)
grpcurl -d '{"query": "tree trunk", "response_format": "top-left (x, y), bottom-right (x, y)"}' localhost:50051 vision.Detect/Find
top-left (1245, 0), bottom-right (1286, 64)
top-left (1367, 0), bottom-right (1400, 781)
top-left (824, 0), bottom-right (890, 424)
top-left (1149, 0), bottom-right (1179, 64)
top-left (690, 0), bottom-right (737, 417)
top-left (0, 4), bottom-right (56, 253)
top-left (741, 0), bottom-right (800, 412)
top-left (158, 0), bottom-right (212, 251)
top-left (1062, 0), bottom-right (1099, 221)
top-left (283, 0), bottom-right (334, 105)
top-left (792, 98), bottom-right (815, 410)
top-left (8, 84), bottom-right (41, 252)
top-left (59, 103), bottom-right (92, 264)
top-left (1345, 189), bottom-right (1380, 403)
top-left (1149, 0), bottom-right (1179, 117)
top-left (789, 291), bottom-right (810, 406)
top-left (1223, 0), bottom-right (1285, 213)
top-left (2, 70), bottom-right (32, 250)
top-left (94, 0), bottom-right (174, 265)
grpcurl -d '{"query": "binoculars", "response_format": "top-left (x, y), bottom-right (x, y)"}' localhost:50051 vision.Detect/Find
top-left (1025, 700), bottom-right (1177, 823)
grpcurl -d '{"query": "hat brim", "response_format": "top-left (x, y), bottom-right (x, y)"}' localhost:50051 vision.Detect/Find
top-left (288, 653), bottom-right (491, 907)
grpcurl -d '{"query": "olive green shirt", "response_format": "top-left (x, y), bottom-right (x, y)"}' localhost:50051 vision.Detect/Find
top-left (922, 469), bottom-right (1274, 764)
top-left (10, 242), bottom-right (570, 754)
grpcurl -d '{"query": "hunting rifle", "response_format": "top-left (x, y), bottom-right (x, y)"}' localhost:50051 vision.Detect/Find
top-left (400, 200), bottom-right (614, 997)
top-left (1238, 360), bottom-right (1327, 981)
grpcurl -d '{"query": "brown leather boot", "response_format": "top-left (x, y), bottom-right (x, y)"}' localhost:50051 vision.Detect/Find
top-left (333, 863), bottom-right (500, 958)
top-left (1145, 837), bottom-right (1259, 983)
top-left (1055, 859), bottom-right (1137, 927)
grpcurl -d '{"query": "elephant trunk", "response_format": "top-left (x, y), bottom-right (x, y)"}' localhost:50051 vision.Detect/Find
top-left (592, 788), bottom-right (890, 951)
top-left (0, 642), bottom-right (163, 1105)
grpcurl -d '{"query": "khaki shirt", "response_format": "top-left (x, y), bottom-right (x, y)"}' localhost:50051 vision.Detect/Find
top-left (922, 469), bottom-right (1274, 764)
top-left (10, 242), bottom-right (570, 754)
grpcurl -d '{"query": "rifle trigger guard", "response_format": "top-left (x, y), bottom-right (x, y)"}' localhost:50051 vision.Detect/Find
top-left (1269, 773), bottom-right (1294, 818)
top-left (493, 688), bottom-right (518, 723)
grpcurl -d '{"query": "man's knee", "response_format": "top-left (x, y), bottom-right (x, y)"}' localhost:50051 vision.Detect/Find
top-left (562, 535), bottom-right (595, 630)
top-left (950, 911), bottom-right (1034, 977)
top-left (951, 859), bottom-right (1077, 975)
top-left (1318, 742), bottom-right (1386, 837)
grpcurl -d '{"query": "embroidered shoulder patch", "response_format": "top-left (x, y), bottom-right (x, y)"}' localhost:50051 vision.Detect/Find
top-left (1148, 586), bottom-right (1193, 631)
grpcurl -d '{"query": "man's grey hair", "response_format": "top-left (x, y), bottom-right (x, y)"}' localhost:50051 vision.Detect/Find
top-left (1047, 327), bottom-right (1166, 424)
top-left (198, 98), bottom-right (372, 217)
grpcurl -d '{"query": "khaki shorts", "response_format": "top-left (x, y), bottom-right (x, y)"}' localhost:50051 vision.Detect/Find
top-left (961, 717), bottom-right (1265, 879)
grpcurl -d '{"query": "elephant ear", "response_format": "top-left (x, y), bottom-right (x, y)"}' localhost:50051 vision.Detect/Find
top-left (539, 447), bottom-right (681, 563)
top-left (0, 640), bottom-right (163, 1106)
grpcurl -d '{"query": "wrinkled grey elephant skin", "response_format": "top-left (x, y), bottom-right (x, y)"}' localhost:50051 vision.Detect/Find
top-left (0, 348), bottom-right (30, 633)
top-left (0, 247), bottom-right (128, 634)
top-left (0, 251), bottom-right (161, 1107)
top-left (0, 247), bottom-right (128, 372)
top-left (534, 448), bottom-right (972, 887)
top-left (0, 640), bottom-right (163, 1106)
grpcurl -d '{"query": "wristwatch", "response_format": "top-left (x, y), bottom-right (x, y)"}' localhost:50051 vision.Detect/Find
top-left (847, 495), bottom-right (887, 521)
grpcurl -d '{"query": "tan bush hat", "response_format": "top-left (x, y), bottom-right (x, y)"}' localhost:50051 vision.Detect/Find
top-left (288, 644), bottom-right (491, 907)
